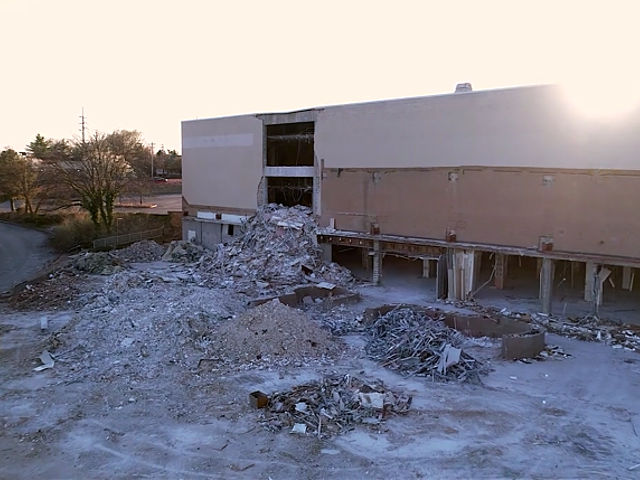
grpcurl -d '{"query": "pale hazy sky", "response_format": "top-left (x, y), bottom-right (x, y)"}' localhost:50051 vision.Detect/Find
top-left (1, 0), bottom-right (638, 153)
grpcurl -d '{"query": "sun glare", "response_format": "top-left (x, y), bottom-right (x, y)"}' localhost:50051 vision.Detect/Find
top-left (562, 76), bottom-right (640, 119)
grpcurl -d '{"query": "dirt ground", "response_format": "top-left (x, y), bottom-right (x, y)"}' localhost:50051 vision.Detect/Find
top-left (3, 259), bottom-right (640, 479)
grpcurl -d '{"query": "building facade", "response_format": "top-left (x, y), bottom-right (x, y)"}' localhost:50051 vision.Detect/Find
top-left (181, 84), bottom-right (640, 312)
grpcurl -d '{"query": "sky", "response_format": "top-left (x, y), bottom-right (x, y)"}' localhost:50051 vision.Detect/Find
top-left (1, 0), bottom-right (639, 153)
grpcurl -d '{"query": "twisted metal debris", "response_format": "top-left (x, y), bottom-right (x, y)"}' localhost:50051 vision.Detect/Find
top-left (261, 374), bottom-right (412, 437)
top-left (365, 307), bottom-right (485, 382)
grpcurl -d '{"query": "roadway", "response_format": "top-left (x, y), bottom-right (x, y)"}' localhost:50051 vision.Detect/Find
top-left (0, 222), bottom-right (54, 293)
top-left (1, 194), bottom-right (182, 215)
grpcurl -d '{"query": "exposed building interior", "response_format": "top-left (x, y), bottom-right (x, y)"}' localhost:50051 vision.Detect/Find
top-left (265, 121), bottom-right (315, 207)
top-left (266, 177), bottom-right (313, 207)
top-left (265, 122), bottom-right (314, 167)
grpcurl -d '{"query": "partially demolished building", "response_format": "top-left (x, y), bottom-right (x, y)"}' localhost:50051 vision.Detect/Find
top-left (181, 84), bottom-right (640, 313)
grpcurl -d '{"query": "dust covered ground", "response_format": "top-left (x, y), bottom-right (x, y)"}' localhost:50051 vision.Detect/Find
top-left (3, 230), bottom-right (640, 478)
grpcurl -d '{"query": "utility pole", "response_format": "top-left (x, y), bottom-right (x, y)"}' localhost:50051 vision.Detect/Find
top-left (79, 108), bottom-right (87, 144)
top-left (150, 142), bottom-right (154, 179)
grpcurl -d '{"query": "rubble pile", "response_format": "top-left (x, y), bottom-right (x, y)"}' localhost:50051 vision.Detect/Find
top-left (208, 299), bottom-right (342, 368)
top-left (315, 305), bottom-right (366, 335)
top-left (40, 270), bottom-right (245, 384)
top-left (7, 270), bottom-right (87, 311)
top-left (162, 240), bottom-right (207, 263)
top-left (73, 252), bottom-right (126, 275)
top-left (366, 307), bottom-right (485, 382)
top-left (197, 204), bottom-right (353, 295)
top-left (526, 313), bottom-right (640, 352)
top-left (261, 374), bottom-right (412, 437)
top-left (114, 240), bottom-right (166, 263)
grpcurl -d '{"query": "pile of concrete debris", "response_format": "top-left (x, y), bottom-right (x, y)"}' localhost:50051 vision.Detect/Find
top-left (366, 306), bottom-right (485, 382)
top-left (114, 240), bottom-right (166, 263)
top-left (205, 299), bottom-right (342, 369)
top-left (72, 252), bottom-right (127, 275)
top-left (260, 374), bottom-right (412, 437)
top-left (197, 204), bottom-right (353, 295)
top-left (39, 269), bottom-right (245, 386)
top-left (162, 240), bottom-right (207, 263)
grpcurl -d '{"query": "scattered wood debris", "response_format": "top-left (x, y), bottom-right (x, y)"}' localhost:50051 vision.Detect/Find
top-left (365, 306), bottom-right (485, 382)
top-left (260, 374), bottom-right (412, 437)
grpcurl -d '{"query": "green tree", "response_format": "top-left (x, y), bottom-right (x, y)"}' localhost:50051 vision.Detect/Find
top-left (0, 148), bottom-right (47, 215)
top-left (27, 133), bottom-right (52, 160)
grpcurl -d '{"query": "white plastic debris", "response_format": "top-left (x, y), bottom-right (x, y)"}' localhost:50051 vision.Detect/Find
top-left (358, 392), bottom-right (385, 409)
top-left (33, 351), bottom-right (55, 372)
top-left (290, 423), bottom-right (307, 434)
top-left (295, 402), bottom-right (308, 414)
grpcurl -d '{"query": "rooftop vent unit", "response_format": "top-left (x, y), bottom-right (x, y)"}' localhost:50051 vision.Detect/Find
top-left (455, 83), bottom-right (473, 93)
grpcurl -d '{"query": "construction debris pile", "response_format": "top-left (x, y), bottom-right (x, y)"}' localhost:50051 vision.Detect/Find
top-left (366, 307), bottom-right (485, 382)
top-left (7, 269), bottom-right (86, 311)
top-left (315, 305), bottom-right (366, 335)
top-left (207, 299), bottom-right (342, 369)
top-left (162, 240), bottom-right (207, 263)
top-left (196, 205), bottom-right (353, 295)
top-left (72, 252), bottom-right (127, 275)
top-left (39, 270), bottom-right (245, 385)
top-left (260, 374), bottom-right (412, 437)
top-left (114, 240), bottom-right (166, 263)
top-left (527, 313), bottom-right (640, 352)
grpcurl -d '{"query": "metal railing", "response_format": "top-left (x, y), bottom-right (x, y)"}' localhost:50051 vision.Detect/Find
top-left (92, 227), bottom-right (164, 249)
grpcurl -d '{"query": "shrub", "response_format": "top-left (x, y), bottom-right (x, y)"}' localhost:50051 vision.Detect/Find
top-left (50, 214), bottom-right (100, 252)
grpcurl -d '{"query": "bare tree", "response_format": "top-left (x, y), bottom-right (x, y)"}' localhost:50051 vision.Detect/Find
top-left (49, 133), bottom-right (134, 232)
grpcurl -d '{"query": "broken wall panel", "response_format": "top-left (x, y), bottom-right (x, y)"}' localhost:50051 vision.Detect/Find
top-left (319, 167), bottom-right (640, 259)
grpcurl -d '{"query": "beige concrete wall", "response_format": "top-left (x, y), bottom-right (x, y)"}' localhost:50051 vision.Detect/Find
top-left (316, 85), bottom-right (640, 170)
top-left (182, 115), bottom-right (263, 211)
top-left (320, 167), bottom-right (640, 260)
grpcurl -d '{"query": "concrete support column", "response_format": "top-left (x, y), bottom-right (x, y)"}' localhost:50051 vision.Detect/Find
top-left (539, 257), bottom-right (554, 314)
top-left (595, 267), bottom-right (612, 306)
top-left (372, 240), bottom-right (381, 285)
top-left (448, 249), bottom-right (477, 301)
top-left (422, 258), bottom-right (437, 278)
top-left (321, 243), bottom-right (332, 264)
top-left (494, 253), bottom-right (506, 290)
top-left (422, 258), bottom-right (430, 278)
top-left (623, 266), bottom-right (632, 291)
top-left (436, 254), bottom-right (447, 299)
top-left (584, 261), bottom-right (597, 302)
top-left (536, 258), bottom-right (542, 280)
